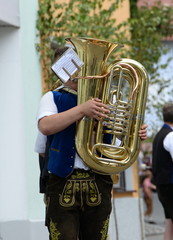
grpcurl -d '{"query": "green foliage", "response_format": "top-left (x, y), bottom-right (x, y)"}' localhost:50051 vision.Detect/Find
top-left (36, 0), bottom-right (127, 89)
top-left (129, 1), bottom-right (173, 79)
top-left (36, 0), bottom-right (173, 135)
top-left (128, 1), bottom-right (173, 136)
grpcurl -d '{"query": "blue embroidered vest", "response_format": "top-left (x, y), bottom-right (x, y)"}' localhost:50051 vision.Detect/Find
top-left (47, 90), bottom-right (77, 177)
top-left (47, 90), bottom-right (112, 178)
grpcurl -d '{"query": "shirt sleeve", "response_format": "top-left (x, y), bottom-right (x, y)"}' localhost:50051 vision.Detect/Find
top-left (163, 131), bottom-right (173, 160)
top-left (36, 91), bottom-right (58, 122)
top-left (34, 131), bottom-right (47, 153)
top-left (34, 91), bottom-right (58, 154)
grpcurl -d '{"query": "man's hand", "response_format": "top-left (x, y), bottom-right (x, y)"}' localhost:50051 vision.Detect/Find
top-left (81, 98), bottom-right (110, 120)
top-left (138, 124), bottom-right (148, 140)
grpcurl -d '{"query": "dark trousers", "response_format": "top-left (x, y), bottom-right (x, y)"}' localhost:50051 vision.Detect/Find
top-left (45, 169), bottom-right (113, 240)
top-left (157, 184), bottom-right (173, 220)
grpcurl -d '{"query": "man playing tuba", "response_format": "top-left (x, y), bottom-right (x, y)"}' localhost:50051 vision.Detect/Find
top-left (35, 43), bottom-right (147, 240)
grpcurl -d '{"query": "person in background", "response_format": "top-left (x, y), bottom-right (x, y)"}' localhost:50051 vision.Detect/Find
top-left (152, 103), bottom-right (173, 240)
top-left (142, 169), bottom-right (156, 224)
top-left (35, 46), bottom-right (148, 240)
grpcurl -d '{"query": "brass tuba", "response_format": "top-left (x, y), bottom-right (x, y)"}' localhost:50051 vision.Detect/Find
top-left (65, 37), bottom-right (149, 175)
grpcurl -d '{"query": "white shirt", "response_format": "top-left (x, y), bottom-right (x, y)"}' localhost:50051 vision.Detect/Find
top-left (163, 131), bottom-right (173, 160)
top-left (34, 131), bottom-right (47, 153)
top-left (34, 90), bottom-right (89, 170)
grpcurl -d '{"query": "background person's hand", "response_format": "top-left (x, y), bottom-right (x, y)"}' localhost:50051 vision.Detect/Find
top-left (138, 124), bottom-right (148, 140)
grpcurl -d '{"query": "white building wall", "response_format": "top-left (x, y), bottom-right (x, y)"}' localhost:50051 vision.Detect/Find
top-left (0, 27), bottom-right (28, 221)
top-left (0, 0), bottom-right (44, 226)
top-left (109, 198), bottom-right (145, 240)
top-left (0, 0), bottom-right (20, 26)
top-left (19, 0), bottom-right (45, 220)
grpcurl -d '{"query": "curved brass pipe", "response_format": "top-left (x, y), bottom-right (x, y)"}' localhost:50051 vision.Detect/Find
top-left (65, 37), bottom-right (149, 174)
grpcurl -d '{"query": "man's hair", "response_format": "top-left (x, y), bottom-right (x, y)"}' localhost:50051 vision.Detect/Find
top-left (162, 103), bottom-right (173, 123)
top-left (53, 46), bottom-right (69, 63)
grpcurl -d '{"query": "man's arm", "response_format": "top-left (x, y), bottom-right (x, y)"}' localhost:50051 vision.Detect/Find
top-left (163, 131), bottom-right (173, 159)
top-left (38, 90), bottom-right (148, 138)
top-left (39, 98), bottom-right (110, 136)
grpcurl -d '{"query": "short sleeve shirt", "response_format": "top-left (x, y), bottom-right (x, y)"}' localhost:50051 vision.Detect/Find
top-left (35, 90), bottom-right (89, 170)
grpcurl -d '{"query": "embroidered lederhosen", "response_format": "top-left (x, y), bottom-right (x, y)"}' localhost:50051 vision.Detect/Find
top-left (46, 170), bottom-right (113, 240)
top-left (59, 170), bottom-right (101, 207)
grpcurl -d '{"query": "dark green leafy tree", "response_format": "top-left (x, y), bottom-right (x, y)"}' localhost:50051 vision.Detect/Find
top-left (36, 0), bottom-right (173, 136)
top-left (128, 0), bottom-right (173, 136)
top-left (36, 0), bottom-right (127, 89)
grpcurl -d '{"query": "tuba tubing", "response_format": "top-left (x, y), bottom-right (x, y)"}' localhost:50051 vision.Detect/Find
top-left (65, 37), bottom-right (149, 175)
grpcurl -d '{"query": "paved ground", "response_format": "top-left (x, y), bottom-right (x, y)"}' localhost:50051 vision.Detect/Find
top-left (143, 192), bottom-right (165, 240)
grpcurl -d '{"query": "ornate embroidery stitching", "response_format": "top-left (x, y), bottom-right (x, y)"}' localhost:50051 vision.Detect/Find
top-left (59, 180), bottom-right (76, 207)
top-left (59, 171), bottom-right (101, 207)
top-left (100, 217), bottom-right (110, 240)
top-left (49, 218), bottom-right (61, 240)
top-left (86, 180), bottom-right (101, 206)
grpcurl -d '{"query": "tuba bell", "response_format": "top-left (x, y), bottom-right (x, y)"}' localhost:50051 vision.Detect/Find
top-left (65, 37), bottom-right (149, 175)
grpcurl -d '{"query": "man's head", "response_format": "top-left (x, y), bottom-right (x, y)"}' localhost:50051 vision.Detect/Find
top-left (52, 46), bottom-right (79, 91)
top-left (162, 103), bottom-right (173, 123)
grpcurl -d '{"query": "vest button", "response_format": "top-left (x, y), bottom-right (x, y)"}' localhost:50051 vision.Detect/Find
top-left (71, 156), bottom-right (74, 158)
